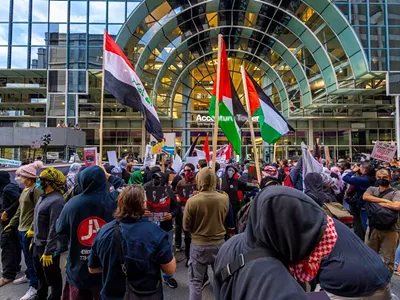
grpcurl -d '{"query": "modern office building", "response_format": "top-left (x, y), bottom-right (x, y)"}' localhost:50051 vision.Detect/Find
top-left (0, 0), bottom-right (399, 161)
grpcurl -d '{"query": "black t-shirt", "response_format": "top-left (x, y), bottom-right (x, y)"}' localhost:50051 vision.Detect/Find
top-left (318, 220), bottom-right (390, 297)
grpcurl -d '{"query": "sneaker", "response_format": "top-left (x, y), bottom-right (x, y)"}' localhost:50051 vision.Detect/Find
top-left (20, 286), bottom-right (37, 300)
top-left (202, 274), bottom-right (210, 290)
top-left (13, 275), bottom-right (29, 285)
top-left (163, 277), bottom-right (178, 289)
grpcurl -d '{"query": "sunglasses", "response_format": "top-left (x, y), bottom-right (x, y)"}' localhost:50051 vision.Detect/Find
top-left (183, 169), bottom-right (192, 172)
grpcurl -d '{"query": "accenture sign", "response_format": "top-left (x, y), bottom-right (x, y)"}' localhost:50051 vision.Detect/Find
top-left (194, 114), bottom-right (259, 123)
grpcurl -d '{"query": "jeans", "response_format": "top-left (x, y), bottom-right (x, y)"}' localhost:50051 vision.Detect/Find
top-left (33, 246), bottom-right (62, 300)
top-left (360, 209), bottom-right (368, 232)
top-left (188, 243), bottom-right (223, 300)
top-left (18, 230), bottom-right (38, 288)
top-left (1, 223), bottom-right (21, 279)
top-left (162, 230), bottom-right (174, 280)
top-left (395, 243), bottom-right (400, 270)
top-left (175, 212), bottom-right (191, 259)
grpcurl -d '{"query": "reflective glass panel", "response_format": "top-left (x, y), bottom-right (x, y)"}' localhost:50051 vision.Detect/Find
top-left (69, 47), bottom-right (86, 69)
top-left (12, 24), bottom-right (28, 45)
top-left (11, 47), bottom-right (27, 68)
top-left (69, 24), bottom-right (87, 46)
top-left (0, 0), bottom-right (10, 22)
top-left (68, 71), bottom-right (87, 93)
top-left (90, 2), bottom-right (106, 23)
top-left (30, 47), bottom-right (47, 69)
top-left (48, 70), bottom-right (66, 93)
top-left (0, 24), bottom-right (8, 45)
top-left (32, 0), bottom-right (48, 22)
top-left (108, 2), bottom-right (125, 23)
top-left (127, 1), bottom-right (139, 17)
top-left (31, 23), bottom-right (48, 45)
top-left (88, 47), bottom-right (103, 69)
top-left (71, 1), bottom-right (87, 23)
top-left (49, 1), bottom-right (68, 23)
top-left (49, 24), bottom-right (67, 46)
top-left (67, 94), bottom-right (77, 117)
top-left (49, 46), bottom-right (67, 69)
top-left (0, 47), bottom-right (7, 68)
top-left (13, 0), bottom-right (29, 22)
top-left (108, 25), bottom-right (122, 35)
top-left (48, 94), bottom-right (65, 117)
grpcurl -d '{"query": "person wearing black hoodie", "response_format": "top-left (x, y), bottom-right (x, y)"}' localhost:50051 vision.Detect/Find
top-left (56, 165), bottom-right (125, 300)
top-left (143, 171), bottom-right (179, 289)
top-left (0, 171), bottom-right (21, 287)
top-left (304, 173), bottom-right (337, 206)
top-left (214, 186), bottom-right (335, 300)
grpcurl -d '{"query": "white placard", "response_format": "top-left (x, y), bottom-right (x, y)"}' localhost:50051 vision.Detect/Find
top-left (107, 151), bottom-right (118, 167)
top-left (371, 141), bottom-right (397, 163)
top-left (47, 152), bottom-right (59, 160)
top-left (171, 154), bottom-right (183, 173)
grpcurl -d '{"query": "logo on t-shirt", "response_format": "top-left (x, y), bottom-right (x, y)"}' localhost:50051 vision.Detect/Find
top-left (77, 217), bottom-right (106, 246)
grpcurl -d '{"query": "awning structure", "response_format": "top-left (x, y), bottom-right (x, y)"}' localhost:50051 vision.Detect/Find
top-left (115, 0), bottom-right (385, 120)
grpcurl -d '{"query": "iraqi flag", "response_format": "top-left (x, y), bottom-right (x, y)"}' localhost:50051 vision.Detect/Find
top-left (244, 70), bottom-right (294, 144)
top-left (208, 36), bottom-right (245, 155)
top-left (103, 31), bottom-right (163, 141)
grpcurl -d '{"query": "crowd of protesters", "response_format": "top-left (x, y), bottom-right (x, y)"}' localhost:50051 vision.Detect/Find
top-left (1, 152), bottom-right (400, 300)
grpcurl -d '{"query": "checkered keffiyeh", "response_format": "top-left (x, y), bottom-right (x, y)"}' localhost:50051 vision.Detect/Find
top-left (289, 216), bottom-right (338, 282)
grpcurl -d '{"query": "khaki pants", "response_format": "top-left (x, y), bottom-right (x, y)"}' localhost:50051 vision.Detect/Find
top-left (325, 284), bottom-right (391, 300)
top-left (365, 227), bottom-right (398, 273)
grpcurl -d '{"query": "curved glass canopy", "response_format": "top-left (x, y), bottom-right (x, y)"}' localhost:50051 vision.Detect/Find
top-left (116, 0), bottom-right (370, 119)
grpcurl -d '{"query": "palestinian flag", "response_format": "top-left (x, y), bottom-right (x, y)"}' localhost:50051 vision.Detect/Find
top-left (103, 31), bottom-right (163, 141)
top-left (209, 37), bottom-right (245, 155)
top-left (244, 70), bottom-right (293, 144)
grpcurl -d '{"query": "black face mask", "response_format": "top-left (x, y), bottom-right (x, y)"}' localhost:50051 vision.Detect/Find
top-left (153, 178), bottom-right (161, 186)
top-left (377, 179), bottom-right (390, 187)
top-left (39, 180), bottom-right (48, 191)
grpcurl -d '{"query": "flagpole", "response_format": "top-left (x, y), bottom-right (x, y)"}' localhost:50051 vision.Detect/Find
top-left (212, 34), bottom-right (222, 172)
top-left (99, 29), bottom-right (106, 165)
top-left (241, 65), bottom-right (262, 184)
top-left (273, 143), bottom-right (277, 162)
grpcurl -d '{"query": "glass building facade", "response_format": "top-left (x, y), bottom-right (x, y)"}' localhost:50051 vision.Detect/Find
top-left (0, 0), bottom-right (399, 161)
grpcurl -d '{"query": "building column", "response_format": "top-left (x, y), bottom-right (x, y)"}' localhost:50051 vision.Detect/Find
top-left (181, 56), bottom-right (192, 156)
top-left (308, 120), bottom-right (313, 149)
top-left (396, 95), bottom-right (400, 159)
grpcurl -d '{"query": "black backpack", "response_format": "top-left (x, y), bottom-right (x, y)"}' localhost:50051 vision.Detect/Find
top-left (365, 189), bottom-right (398, 230)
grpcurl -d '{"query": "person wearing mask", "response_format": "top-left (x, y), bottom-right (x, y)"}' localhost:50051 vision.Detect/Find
top-left (0, 171), bottom-right (21, 287)
top-left (5, 161), bottom-right (43, 300)
top-left (214, 186), bottom-right (337, 300)
top-left (143, 171), bottom-right (179, 289)
top-left (363, 168), bottom-right (400, 274)
top-left (118, 159), bottom-right (131, 184)
top-left (66, 163), bottom-right (81, 191)
top-left (183, 167), bottom-right (229, 300)
top-left (88, 185), bottom-right (176, 300)
top-left (56, 165), bottom-right (125, 300)
top-left (390, 168), bottom-right (400, 189)
top-left (32, 167), bottom-right (66, 300)
top-left (343, 162), bottom-right (375, 240)
top-left (260, 166), bottom-right (281, 188)
top-left (221, 165), bottom-right (254, 220)
top-left (175, 163), bottom-right (196, 258)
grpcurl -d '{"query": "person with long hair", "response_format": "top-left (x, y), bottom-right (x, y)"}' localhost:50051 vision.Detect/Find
top-left (88, 185), bottom-right (176, 300)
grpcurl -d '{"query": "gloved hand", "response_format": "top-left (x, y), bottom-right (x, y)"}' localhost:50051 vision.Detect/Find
top-left (3, 224), bottom-right (12, 233)
top-left (40, 255), bottom-right (53, 267)
top-left (25, 229), bottom-right (34, 238)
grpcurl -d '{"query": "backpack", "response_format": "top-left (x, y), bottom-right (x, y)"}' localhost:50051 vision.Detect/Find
top-left (236, 201), bottom-right (253, 233)
top-left (365, 189), bottom-right (398, 230)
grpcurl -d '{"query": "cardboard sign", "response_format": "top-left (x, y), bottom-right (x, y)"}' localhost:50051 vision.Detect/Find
top-left (177, 184), bottom-right (197, 213)
top-left (371, 141), bottom-right (397, 163)
top-left (144, 186), bottom-right (171, 222)
top-left (107, 151), bottom-right (118, 167)
top-left (84, 147), bottom-right (97, 166)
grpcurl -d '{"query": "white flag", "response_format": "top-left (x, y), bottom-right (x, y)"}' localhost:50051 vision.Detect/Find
top-left (171, 154), bottom-right (183, 173)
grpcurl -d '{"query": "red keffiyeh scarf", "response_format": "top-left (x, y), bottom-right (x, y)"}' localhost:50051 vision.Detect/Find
top-left (289, 216), bottom-right (338, 282)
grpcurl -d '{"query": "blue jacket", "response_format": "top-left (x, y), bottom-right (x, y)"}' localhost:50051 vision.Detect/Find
top-left (342, 171), bottom-right (374, 209)
top-left (56, 166), bottom-right (125, 289)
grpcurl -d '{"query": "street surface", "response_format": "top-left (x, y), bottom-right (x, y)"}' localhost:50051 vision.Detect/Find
top-left (1, 250), bottom-right (400, 300)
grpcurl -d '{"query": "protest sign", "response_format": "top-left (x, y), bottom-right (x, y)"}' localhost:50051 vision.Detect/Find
top-left (177, 184), bottom-right (197, 213)
top-left (144, 186), bottom-right (171, 222)
top-left (107, 151), bottom-right (118, 167)
top-left (186, 156), bottom-right (200, 171)
top-left (0, 158), bottom-right (21, 168)
top-left (84, 147), bottom-right (97, 166)
top-left (46, 152), bottom-right (59, 160)
top-left (171, 154), bottom-right (183, 173)
top-left (371, 141), bottom-right (397, 163)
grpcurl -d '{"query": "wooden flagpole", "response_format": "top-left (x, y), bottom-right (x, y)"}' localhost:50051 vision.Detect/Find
top-left (212, 34), bottom-right (222, 171)
top-left (240, 65), bottom-right (262, 184)
top-left (99, 29), bottom-right (106, 165)
top-left (273, 143), bottom-right (277, 162)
